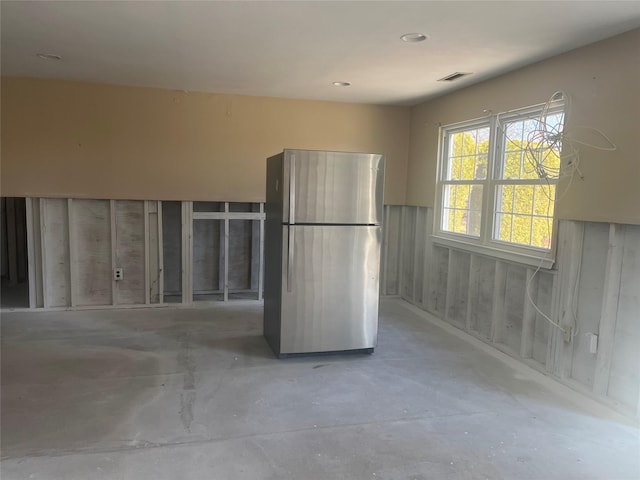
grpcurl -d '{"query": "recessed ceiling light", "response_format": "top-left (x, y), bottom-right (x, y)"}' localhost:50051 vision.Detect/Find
top-left (36, 53), bottom-right (62, 60)
top-left (400, 33), bottom-right (429, 43)
top-left (332, 81), bottom-right (351, 87)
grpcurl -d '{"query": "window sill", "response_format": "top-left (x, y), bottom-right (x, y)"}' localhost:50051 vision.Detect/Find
top-left (431, 235), bottom-right (555, 270)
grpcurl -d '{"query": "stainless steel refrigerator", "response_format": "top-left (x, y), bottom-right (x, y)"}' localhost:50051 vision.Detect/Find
top-left (264, 149), bottom-right (384, 357)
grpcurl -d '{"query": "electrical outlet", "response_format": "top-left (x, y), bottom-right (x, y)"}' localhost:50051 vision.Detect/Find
top-left (562, 325), bottom-right (572, 343)
top-left (114, 268), bottom-right (124, 281)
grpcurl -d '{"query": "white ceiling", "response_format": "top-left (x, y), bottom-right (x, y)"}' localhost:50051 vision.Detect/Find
top-left (2, 1), bottom-right (640, 106)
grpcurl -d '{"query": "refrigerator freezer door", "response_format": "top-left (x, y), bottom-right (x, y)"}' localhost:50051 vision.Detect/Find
top-left (283, 150), bottom-right (384, 225)
top-left (280, 225), bottom-right (381, 354)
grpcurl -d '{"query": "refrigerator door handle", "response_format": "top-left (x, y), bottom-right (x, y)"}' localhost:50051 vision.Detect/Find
top-left (289, 154), bottom-right (296, 225)
top-left (287, 225), bottom-right (294, 292)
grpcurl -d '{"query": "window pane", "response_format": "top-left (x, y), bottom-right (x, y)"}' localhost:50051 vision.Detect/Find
top-left (495, 212), bottom-right (513, 243)
top-left (513, 185), bottom-right (534, 215)
top-left (494, 212), bottom-right (536, 246)
top-left (495, 184), bottom-right (554, 248)
top-left (502, 150), bottom-right (520, 179)
top-left (497, 184), bottom-right (515, 213)
top-left (505, 121), bottom-right (523, 143)
top-left (532, 217), bottom-right (553, 249)
top-left (438, 106), bottom-right (563, 254)
top-left (499, 111), bottom-right (565, 181)
top-left (461, 156), bottom-right (475, 180)
top-left (533, 184), bottom-right (556, 216)
top-left (513, 214), bottom-right (532, 245)
top-left (450, 134), bottom-right (462, 156)
top-left (544, 148), bottom-right (561, 174)
top-left (442, 184), bottom-right (483, 237)
top-left (445, 127), bottom-right (490, 180)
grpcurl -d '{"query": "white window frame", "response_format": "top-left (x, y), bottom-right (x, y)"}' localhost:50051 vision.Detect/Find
top-left (434, 102), bottom-right (564, 269)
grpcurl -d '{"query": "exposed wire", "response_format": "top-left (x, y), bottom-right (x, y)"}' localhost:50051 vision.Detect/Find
top-left (568, 126), bottom-right (617, 151)
top-left (471, 92), bottom-right (615, 337)
top-left (524, 187), bottom-right (563, 331)
top-left (516, 91), bottom-right (615, 337)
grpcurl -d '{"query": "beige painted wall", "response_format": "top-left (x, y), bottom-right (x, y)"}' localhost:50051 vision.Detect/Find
top-left (1, 78), bottom-right (410, 204)
top-left (407, 29), bottom-right (640, 224)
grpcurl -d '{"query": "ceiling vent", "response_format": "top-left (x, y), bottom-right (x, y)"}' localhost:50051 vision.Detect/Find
top-left (438, 72), bottom-right (472, 82)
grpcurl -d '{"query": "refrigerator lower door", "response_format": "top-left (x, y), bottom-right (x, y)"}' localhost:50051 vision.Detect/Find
top-left (280, 225), bottom-right (381, 354)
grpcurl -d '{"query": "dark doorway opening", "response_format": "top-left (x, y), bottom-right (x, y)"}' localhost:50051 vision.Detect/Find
top-left (1, 198), bottom-right (29, 308)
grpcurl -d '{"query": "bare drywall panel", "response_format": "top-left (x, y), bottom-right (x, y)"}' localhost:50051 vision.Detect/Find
top-left (28, 198), bottom-right (44, 308)
top-left (381, 206), bottom-right (390, 295)
top-left (382, 206), bottom-right (401, 295)
top-left (469, 255), bottom-right (496, 340)
top-left (532, 271), bottom-right (553, 367)
top-left (181, 202), bottom-right (193, 302)
top-left (401, 207), bottom-right (416, 301)
top-left (162, 201), bottom-right (182, 298)
top-left (148, 202), bottom-right (160, 303)
top-left (70, 199), bottom-right (112, 306)
top-left (428, 246), bottom-right (449, 316)
top-left (115, 201), bottom-right (145, 305)
top-left (228, 220), bottom-right (252, 291)
top-left (607, 225), bottom-right (640, 411)
top-left (570, 222), bottom-right (609, 388)
top-left (41, 199), bottom-right (70, 307)
top-left (11, 197), bottom-right (265, 308)
top-left (551, 221), bottom-right (584, 380)
top-left (501, 265), bottom-right (527, 354)
top-left (193, 219), bottom-right (221, 294)
top-left (412, 207), bottom-right (427, 305)
top-left (445, 250), bottom-right (470, 329)
top-left (419, 208), bottom-right (434, 309)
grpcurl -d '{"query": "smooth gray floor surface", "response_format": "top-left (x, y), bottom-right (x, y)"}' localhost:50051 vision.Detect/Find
top-left (1, 298), bottom-right (638, 479)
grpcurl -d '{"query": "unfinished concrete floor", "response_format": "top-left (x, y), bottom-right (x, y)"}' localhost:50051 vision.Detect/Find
top-left (1, 298), bottom-right (638, 480)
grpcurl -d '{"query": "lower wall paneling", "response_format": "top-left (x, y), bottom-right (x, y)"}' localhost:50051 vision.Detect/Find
top-left (428, 245), bottom-right (449, 316)
top-left (381, 205), bottom-right (402, 296)
top-left (391, 205), bottom-right (640, 418)
top-left (607, 226), bottom-right (640, 410)
top-left (445, 250), bottom-right (470, 330)
top-left (500, 264), bottom-right (527, 355)
top-left (468, 255), bottom-right (495, 340)
top-left (11, 197), bottom-right (640, 417)
top-left (531, 271), bottom-right (553, 366)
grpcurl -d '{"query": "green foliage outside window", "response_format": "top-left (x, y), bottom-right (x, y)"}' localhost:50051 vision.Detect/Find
top-left (444, 121), bottom-right (559, 249)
